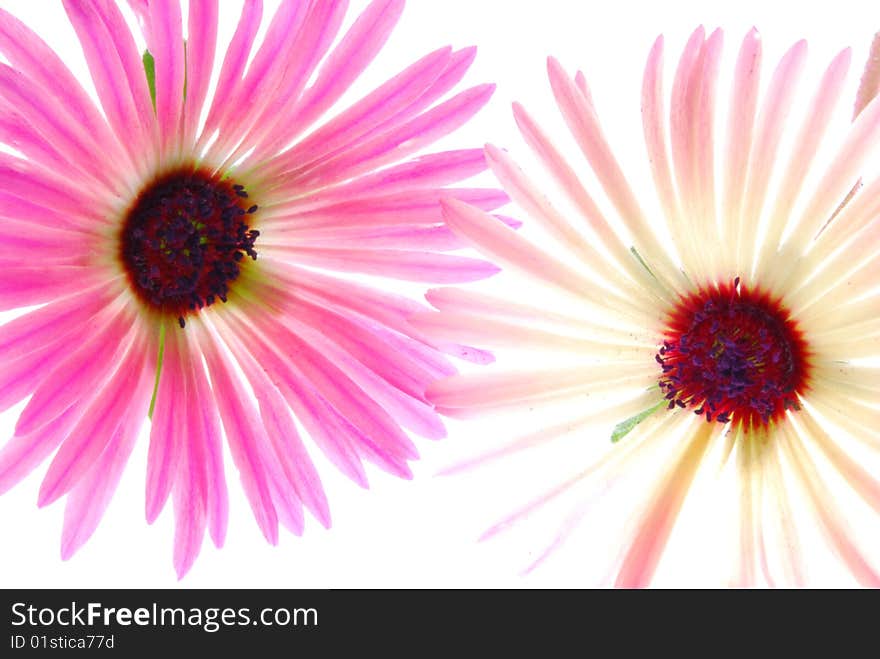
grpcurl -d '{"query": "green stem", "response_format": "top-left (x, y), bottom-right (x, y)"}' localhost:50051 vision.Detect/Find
top-left (142, 50), bottom-right (156, 110)
top-left (611, 399), bottom-right (666, 443)
top-left (148, 323), bottom-right (167, 420)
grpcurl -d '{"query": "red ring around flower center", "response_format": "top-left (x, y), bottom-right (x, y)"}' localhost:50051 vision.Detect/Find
top-left (656, 278), bottom-right (810, 431)
top-left (120, 167), bottom-right (259, 327)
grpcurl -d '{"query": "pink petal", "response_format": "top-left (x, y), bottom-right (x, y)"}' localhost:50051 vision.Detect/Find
top-left (62, 0), bottom-right (152, 171)
top-left (668, 28), bottom-right (706, 226)
top-left (269, 245), bottom-right (499, 283)
top-left (185, 337), bottom-right (229, 548)
top-left (167, 338), bottom-right (213, 576)
top-left (286, 223), bottom-right (493, 252)
top-left (0, 155), bottom-right (107, 226)
top-left (125, 0), bottom-right (151, 39)
top-left (271, 263), bottom-right (456, 377)
top-left (790, 67), bottom-right (880, 242)
top-left (267, 47), bottom-right (453, 179)
top-left (182, 0), bottom-right (219, 145)
top-left (782, 427), bottom-right (880, 587)
top-left (0, 329), bottom-right (85, 415)
top-left (855, 32), bottom-right (880, 118)
top-left (0, 64), bottom-right (119, 189)
top-left (61, 352), bottom-right (152, 560)
top-left (0, 7), bottom-right (126, 169)
top-left (198, 324), bottom-right (279, 545)
top-left (801, 412), bottom-right (880, 516)
top-left (732, 435), bottom-right (758, 586)
top-left (424, 287), bottom-right (633, 343)
top-left (148, 0), bottom-right (185, 154)
top-left (230, 308), bottom-right (416, 482)
top-left (286, 83), bottom-right (495, 191)
top-left (430, 342), bottom-right (495, 365)
top-left (736, 40), bottom-right (807, 267)
top-left (197, 0), bottom-right (263, 151)
top-left (802, 175), bottom-right (880, 272)
top-left (267, 187), bottom-right (506, 229)
top-left (470, 420), bottom-right (662, 545)
top-left (264, 461), bottom-right (305, 537)
top-left (0, 297), bottom-right (120, 486)
top-left (510, 106), bottom-right (619, 254)
top-left (0, 219), bottom-right (89, 263)
top-left (247, 313), bottom-right (419, 463)
top-left (615, 425), bottom-right (713, 588)
top-left (0, 286), bottom-right (108, 364)
top-left (0, 405), bottom-right (78, 496)
top-left (757, 47), bottom-right (851, 273)
top-left (38, 330), bottom-right (149, 507)
top-left (410, 310), bottom-right (649, 357)
top-left (766, 441), bottom-right (807, 586)
top-left (263, 214), bottom-right (481, 250)
top-left (669, 28), bottom-right (723, 275)
top-left (91, 0), bottom-right (157, 147)
top-left (483, 141), bottom-right (644, 298)
top-left (280, 305), bottom-right (446, 439)
top-left (439, 197), bottom-right (609, 301)
top-left (694, 31), bottom-right (723, 224)
top-left (276, 148), bottom-right (491, 199)
top-left (239, 0), bottom-right (349, 163)
top-left (0, 190), bottom-right (95, 232)
top-left (546, 56), bottom-right (684, 290)
top-left (0, 266), bottom-right (108, 312)
top-left (363, 46), bottom-right (478, 142)
top-left (171, 461), bottom-right (207, 579)
top-left (15, 308), bottom-right (133, 436)
top-left (0, 106), bottom-right (69, 172)
top-left (722, 28), bottom-right (762, 235)
top-left (209, 0), bottom-right (311, 160)
top-left (427, 367), bottom-right (628, 410)
top-left (641, 36), bottom-right (682, 237)
top-left (145, 328), bottom-right (184, 524)
top-left (215, 321), bottom-right (330, 528)
top-left (287, 0), bottom-right (404, 137)
top-left (275, 292), bottom-right (436, 401)
top-left (236, 326), bottom-right (369, 487)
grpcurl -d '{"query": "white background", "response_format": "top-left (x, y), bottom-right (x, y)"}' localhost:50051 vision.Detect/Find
top-left (0, 0), bottom-right (878, 588)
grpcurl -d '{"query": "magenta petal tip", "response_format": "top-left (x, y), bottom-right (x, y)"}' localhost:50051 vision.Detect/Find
top-left (144, 499), bottom-right (164, 525)
top-left (60, 542), bottom-right (76, 562)
top-left (454, 44), bottom-right (478, 63)
top-left (36, 482), bottom-right (60, 509)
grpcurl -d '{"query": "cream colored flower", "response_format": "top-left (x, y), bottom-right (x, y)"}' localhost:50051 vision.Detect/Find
top-left (415, 27), bottom-right (880, 586)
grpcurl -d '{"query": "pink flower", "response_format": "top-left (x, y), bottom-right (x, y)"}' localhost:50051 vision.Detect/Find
top-left (0, 0), bottom-right (502, 578)
top-left (418, 28), bottom-right (880, 586)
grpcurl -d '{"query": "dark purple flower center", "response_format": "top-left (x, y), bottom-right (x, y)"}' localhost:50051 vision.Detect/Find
top-left (656, 278), bottom-right (810, 431)
top-left (120, 167), bottom-right (259, 327)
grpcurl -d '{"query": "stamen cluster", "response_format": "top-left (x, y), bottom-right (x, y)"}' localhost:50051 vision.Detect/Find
top-left (121, 168), bottom-right (259, 327)
top-left (656, 279), bottom-right (809, 430)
